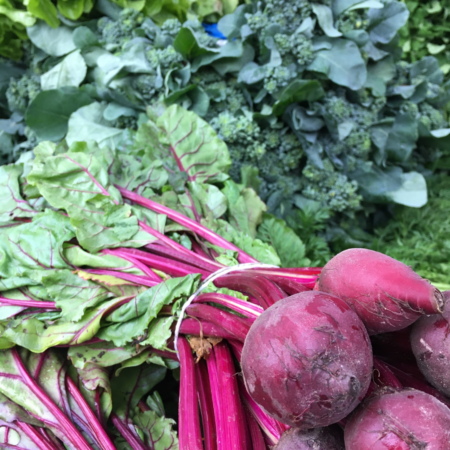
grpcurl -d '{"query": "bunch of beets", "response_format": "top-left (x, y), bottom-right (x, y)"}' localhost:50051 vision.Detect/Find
top-left (2, 183), bottom-right (450, 449)
top-left (176, 246), bottom-right (450, 449)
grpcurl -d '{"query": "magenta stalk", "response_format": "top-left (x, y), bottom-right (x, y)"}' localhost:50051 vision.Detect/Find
top-left (117, 186), bottom-right (258, 264)
top-left (178, 337), bottom-right (203, 450)
top-left (66, 377), bottom-right (116, 450)
top-left (214, 342), bottom-right (249, 449)
top-left (15, 422), bottom-right (57, 450)
top-left (11, 349), bottom-right (92, 450)
top-left (196, 360), bottom-right (217, 450)
top-left (186, 304), bottom-right (250, 341)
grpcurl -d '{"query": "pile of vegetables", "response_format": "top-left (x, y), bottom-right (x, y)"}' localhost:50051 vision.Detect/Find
top-left (1, 102), bottom-right (450, 449)
top-left (2, 0), bottom-right (450, 264)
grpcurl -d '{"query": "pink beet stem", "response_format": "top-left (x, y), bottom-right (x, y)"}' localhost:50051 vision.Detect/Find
top-left (66, 377), bottom-right (116, 450)
top-left (186, 304), bottom-right (250, 341)
top-left (117, 186), bottom-right (257, 264)
top-left (179, 318), bottom-right (238, 341)
top-left (243, 407), bottom-right (266, 450)
top-left (194, 293), bottom-right (263, 319)
top-left (206, 350), bottom-right (224, 449)
top-left (11, 349), bottom-right (92, 450)
top-left (111, 413), bottom-right (147, 450)
top-left (214, 342), bottom-right (249, 449)
top-left (196, 360), bottom-right (217, 450)
top-left (178, 337), bottom-right (203, 450)
top-left (214, 273), bottom-right (286, 309)
top-left (104, 248), bottom-right (210, 279)
top-left (15, 422), bottom-right (57, 450)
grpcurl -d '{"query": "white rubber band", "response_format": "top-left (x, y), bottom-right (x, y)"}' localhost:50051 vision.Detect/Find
top-left (173, 262), bottom-right (278, 359)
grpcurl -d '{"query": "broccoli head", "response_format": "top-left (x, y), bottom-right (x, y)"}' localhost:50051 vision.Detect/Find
top-left (6, 74), bottom-right (40, 114)
top-left (98, 8), bottom-right (145, 53)
top-left (302, 159), bottom-right (362, 212)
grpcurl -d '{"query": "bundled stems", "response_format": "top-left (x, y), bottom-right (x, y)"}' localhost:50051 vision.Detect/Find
top-left (178, 337), bottom-right (203, 450)
top-left (66, 377), bottom-right (116, 450)
top-left (243, 407), bottom-right (266, 450)
top-left (15, 422), bottom-right (57, 450)
top-left (11, 349), bottom-right (92, 450)
top-left (194, 293), bottom-right (262, 320)
top-left (195, 360), bottom-right (217, 450)
top-left (111, 413), bottom-right (147, 450)
top-left (117, 186), bottom-right (258, 264)
top-left (214, 342), bottom-right (249, 450)
top-left (186, 304), bottom-right (251, 342)
top-left (179, 319), bottom-right (238, 341)
top-left (104, 248), bottom-right (210, 279)
top-left (214, 274), bottom-right (286, 309)
top-left (206, 349), bottom-right (224, 448)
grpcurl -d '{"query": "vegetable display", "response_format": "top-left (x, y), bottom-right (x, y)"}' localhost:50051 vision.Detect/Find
top-left (0, 104), bottom-right (449, 449)
top-left (2, 0), bottom-right (450, 448)
top-left (2, 0), bottom-right (450, 265)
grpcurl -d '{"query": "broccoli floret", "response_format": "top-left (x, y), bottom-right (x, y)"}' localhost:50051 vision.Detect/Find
top-left (245, 10), bottom-right (270, 34)
top-left (98, 8), bottom-right (145, 53)
top-left (419, 102), bottom-right (448, 130)
top-left (345, 129), bottom-right (371, 157)
top-left (111, 115), bottom-right (138, 130)
top-left (290, 33), bottom-right (314, 66)
top-left (400, 101), bottom-right (419, 117)
top-left (302, 159), bottom-right (362, 212)
top-left (336, 10), bottom-right (368, 34)
top-left (146, 46), bottom-right (183, 71)
top-left (6, 74), bottom-right (41, 114)
top-left (323, 95), bottom-right (350, 121)
top-left (160, 19), bottom-right (182, 38)
top-left (264, 65), bottom-right (292, 93)
top-left (264, 0), bottom-right (312, 35)
top-left (132, 74), bottom-right (159, 103)
top-left (274, 34), bottom-right (291, 56)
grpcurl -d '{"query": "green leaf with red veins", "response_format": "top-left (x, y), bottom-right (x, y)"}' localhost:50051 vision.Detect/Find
top-left (0, 420), bottom-right (42, 449)
top-left (111, 364), bottom-right (167, 421)
top-left (67, 364), bottom-right (112, 421)
top-left (68, 341), bottom-right (151, 370)
top-left (156, 104), bottom-right (231, 183)
top-left (19, 349), bottom-right (70, 414)
top-left (3, 210), bottom-right (75, 271)
top-left (98, 275), bottom-right (200, 347)
top-left (115, 350), bottom-right (178, 376)
top-left (131, 409), bottom-right (179, 450)
top-left (27, 149), bottom-right (159, 252)
top-left (0, 349), bottom-right (78, 449)
top-left (38, 269), bottom-right (112, 322)
top-left (187, 182), bottom-right (228, 220)
top-left (63, 245), bottom-right (142, 275)
top-left (3, 296), bottom-right (129, 352)
top-left (28, 148), bottom-right (120, 211)
top-left (0, 325), bottom-right (14, 350)
top-left (0, 392), bottom-right (42, 427)
top-left (0, 164), bottom-right (39, 224)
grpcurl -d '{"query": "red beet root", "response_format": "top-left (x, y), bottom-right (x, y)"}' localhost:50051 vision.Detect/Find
top-left (317, 248), bottom-right (443, 334)
top-left (411, 291), bottom-right (450, 397)
top-left (275, 426), bottom-right (344, 449)
top-left (241, 291), bottom-right (373, 429)
top-left (345, 388), bottom-right (450, 449)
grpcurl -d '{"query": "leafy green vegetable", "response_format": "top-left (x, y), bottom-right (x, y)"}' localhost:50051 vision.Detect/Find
top-left (400, 1), bottom-right (450, 76)
top-left (372, 174), bottom-right (450, 286)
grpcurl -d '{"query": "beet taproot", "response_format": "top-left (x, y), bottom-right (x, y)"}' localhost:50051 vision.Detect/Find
top-left (274, 426), bottom-right (344, 449)
top-left (411, 291), bottom-right (450, 397)
top-left (241, 291), bottom-right (373, 429)
top-left (345, 388), bottom-right (450, 449)
top-left (317, 248), bottom-right (443, 334)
